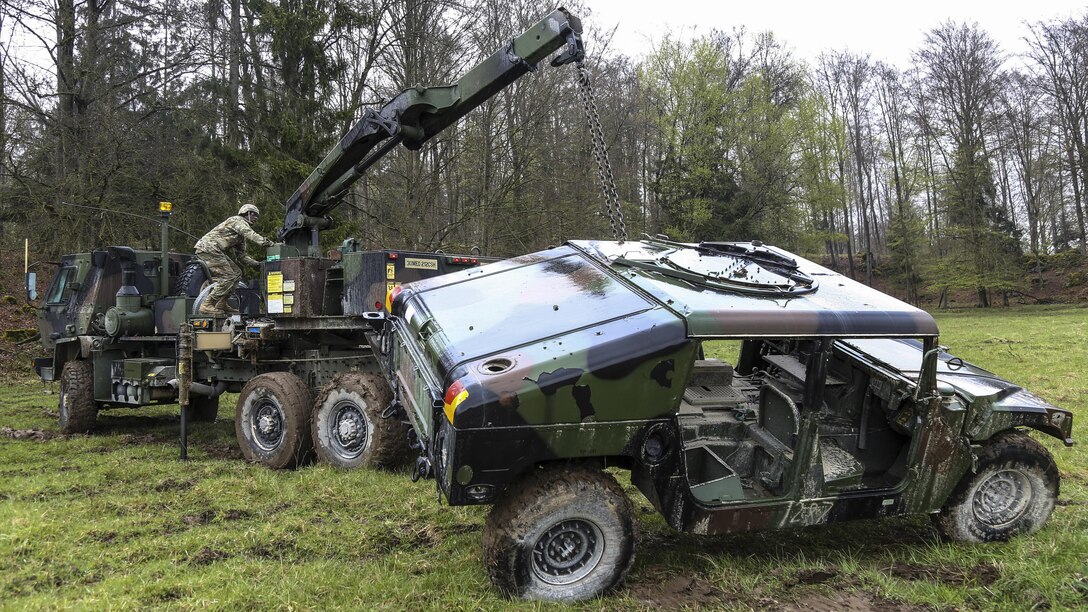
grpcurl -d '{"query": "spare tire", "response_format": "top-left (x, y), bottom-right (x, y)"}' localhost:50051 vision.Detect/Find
top-left (175, 261), bottom-right (209, 297)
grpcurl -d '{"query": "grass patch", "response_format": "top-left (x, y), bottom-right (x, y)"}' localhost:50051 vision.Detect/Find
top-left (1, 305), bottom-right (1086, 608)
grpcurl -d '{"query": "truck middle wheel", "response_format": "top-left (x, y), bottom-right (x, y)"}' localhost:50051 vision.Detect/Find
top-left (235, 372), bottom-right (314, 469)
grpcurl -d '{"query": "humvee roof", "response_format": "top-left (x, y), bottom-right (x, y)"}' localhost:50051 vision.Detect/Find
top-left (572, 239), bottom-right (939, 338)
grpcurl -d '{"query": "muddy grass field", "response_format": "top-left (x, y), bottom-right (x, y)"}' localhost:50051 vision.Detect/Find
top-left (1, 306), bottom-right (1086, 610)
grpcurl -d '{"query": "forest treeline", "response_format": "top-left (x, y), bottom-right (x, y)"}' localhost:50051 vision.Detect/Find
top-left (1, 0), bottom-right (1087, 306)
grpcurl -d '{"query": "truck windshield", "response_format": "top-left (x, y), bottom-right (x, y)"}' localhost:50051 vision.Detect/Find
top-left (45, 267), bottom-right (75, 304)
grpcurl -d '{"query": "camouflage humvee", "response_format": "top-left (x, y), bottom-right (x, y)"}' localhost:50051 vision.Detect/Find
top-left (372, 236), bottom-right (1074, 602)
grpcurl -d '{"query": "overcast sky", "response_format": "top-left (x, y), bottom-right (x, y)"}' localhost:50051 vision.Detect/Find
top-left (584, 0), bottom-right (1085, 67)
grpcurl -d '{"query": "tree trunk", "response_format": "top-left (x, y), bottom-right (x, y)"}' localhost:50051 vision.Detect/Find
top-left (1065, 139), bottom-right (1086, 253)
top-left (227, 0), bottom-right (242, 148)
top-left (55, 0), bottom-right (77, 198)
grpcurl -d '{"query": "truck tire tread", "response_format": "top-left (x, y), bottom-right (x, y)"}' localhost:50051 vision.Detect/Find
top-left (59, 360), bottom-right (97, 434)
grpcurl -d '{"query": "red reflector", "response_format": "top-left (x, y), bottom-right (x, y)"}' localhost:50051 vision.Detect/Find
top-left (444, 379), bottom-right (465, 405)
top-left (471, 259), bottom-right (478, 264)
top-left (388, 252), bottom-right (398, 260)
top-left (386, 284), bottom-right (403, 311)
top-left (375, 301), bottom-right (382, 310)
top-left (453, 257), bottom-right (462, 264)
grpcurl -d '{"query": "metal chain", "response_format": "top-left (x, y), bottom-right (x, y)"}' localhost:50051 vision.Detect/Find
top-left (575, 62), bottom-right (628, 242)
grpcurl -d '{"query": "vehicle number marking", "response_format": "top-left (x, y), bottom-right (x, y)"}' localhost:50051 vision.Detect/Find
top-left (405, 257), bottom-right (438, 271)
top-left (786, 501), bottom-right (833, 526)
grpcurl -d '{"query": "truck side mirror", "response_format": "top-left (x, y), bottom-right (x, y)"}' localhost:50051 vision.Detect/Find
top-left (25, 272), bottom-right (37, 301)
top-left (914, 349), bottom-right (939, 401)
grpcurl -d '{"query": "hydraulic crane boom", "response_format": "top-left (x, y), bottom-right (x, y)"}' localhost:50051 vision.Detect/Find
top-left (279, 7), bottom-right (585, 249)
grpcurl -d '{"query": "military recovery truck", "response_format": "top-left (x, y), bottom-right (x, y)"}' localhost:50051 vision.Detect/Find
top-left (32, 8), bottom-right (591, 471)
top-left (370, 236), bottom-right (1075, 601)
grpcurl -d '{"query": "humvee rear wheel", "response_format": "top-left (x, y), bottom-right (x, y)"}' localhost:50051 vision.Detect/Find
top-left (189, 395), bottom-right (220, 422)
top-left (312, 372), bottom-right (407, 469)
top-left (235, 372), bottom-right (314, 469)
top-left (483, 465), bottom-right (636, 602)
top-left (59, 360), bottom-right (97, 434)
top-left (934, 430), bottom-right (1059, 543)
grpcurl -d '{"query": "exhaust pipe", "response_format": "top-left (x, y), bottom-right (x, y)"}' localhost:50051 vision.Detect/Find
top-left (168, 379), bottom-right (227, 398)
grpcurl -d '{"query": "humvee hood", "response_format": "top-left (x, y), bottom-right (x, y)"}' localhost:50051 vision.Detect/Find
top-left (840, 338), bottom-right (1074, 445)
top-left (393, 245), bottom-right (663, 369)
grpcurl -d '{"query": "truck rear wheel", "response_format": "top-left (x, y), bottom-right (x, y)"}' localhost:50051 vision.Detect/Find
top-left (934, 430), bottom-right (1059, 543)
top-left (312, 372), bottom-right (408, 469)
top-left (59, 360), bottom-right (97, 434)
top-left (483, 464), bottom-right (636, 602)
top-left (235, 372), bottom-right (314, 469)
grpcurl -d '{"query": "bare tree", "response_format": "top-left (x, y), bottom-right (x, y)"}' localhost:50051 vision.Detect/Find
top-left (916, 21), bottom-right (1010, 307)
top-left (1027, 17), bottom-right (1088, 253)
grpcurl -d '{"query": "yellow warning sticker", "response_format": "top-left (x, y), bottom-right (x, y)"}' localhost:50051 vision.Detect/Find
top-left (283, 293), bottom-right (295, 305)
top-left (267, 294), bottom-right (284, 314)
top-left (282, 280), bottom-right (296, 292)
top-left (284, 306), bottom-right (292, 314)
top-left (267, 271), bottom-right (283, 293)
top-left (386, 263), bottom-right (396, 279)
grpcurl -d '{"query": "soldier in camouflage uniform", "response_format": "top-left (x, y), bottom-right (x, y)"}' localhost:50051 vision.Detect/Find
top-left (194, 204), bottom-right (275, 315)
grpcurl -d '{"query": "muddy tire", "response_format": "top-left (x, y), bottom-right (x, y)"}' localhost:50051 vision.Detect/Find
top-left (175, 261), bottom-right (209, 297)
top-left (312, 372), bottom-right (408, 469)
top-left (59, 360), bottom-right (97, 434)
top-left (189, 395), bottom-right (220, 422)
top-left (235, 372), bottom-right (314, 469)
top-left (934, 430), bottom-right (1060, 543)
top-left (484, 464), bottom-right (636, 602)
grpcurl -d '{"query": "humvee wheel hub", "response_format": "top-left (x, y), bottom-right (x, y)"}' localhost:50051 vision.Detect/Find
top-left (531, 518), bottom-right (604, 585)
top-left (973, 468), bottom-right (1031, 528)
top-left (252, 400), bottom-right (285, 450)
top-left (330, 401), bottom-right (369, 459)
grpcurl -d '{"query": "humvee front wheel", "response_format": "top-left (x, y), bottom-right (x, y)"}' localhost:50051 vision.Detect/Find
top-left (235, 372), bottom-right (314, 469)
top-left (59, 360), bottom-right (97, 434)
top-left (934, 430), bottom-right (1059, 543)
top-left (484, 465), bottom-right (636, 602)
top-left (312, 372), bottom-right (407, 469)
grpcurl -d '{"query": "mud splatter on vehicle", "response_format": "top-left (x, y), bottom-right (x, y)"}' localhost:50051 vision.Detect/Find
top-left (373, 236), bottom-right (1073, 601)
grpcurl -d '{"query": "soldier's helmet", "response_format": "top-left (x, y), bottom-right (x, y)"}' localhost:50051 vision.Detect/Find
top-left (238, 204), bottom-right (260, 217)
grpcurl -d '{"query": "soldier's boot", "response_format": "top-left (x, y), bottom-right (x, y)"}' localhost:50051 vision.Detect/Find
top-left (217, 295), bottom-right (239, 315)
top-left (198, 300), bottom-right (226, 316)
